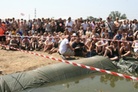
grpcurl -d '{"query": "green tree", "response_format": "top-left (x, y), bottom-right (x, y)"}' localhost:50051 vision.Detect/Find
top-left (87, 16), bottom-right (99, 21)
top-left (87, 16), bottom-right (94, 21)
top-left (109, 11), bottom-right (127, 21)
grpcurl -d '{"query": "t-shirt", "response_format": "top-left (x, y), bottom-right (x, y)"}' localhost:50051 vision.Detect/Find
top-left (59, 38), bottom-right (69, 54)
top-left (105, 21), bottom-right (114, 32)
top-left (72, 42), bottom-right (84, 48)
top-left (115, 34), bottom-right (122, 40)
top-left (0, 23), bottom-right (6, 36)
top-left (45, 23), bottom-right (51, 32)
top-left (66, 21), bottom-right (73, 32)
top-left (72, 42), bottom-right (84, 56)
top-left (82, 23), bottom-right (88, 30)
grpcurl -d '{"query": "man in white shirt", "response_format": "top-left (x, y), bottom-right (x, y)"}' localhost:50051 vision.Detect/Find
top-left (59, 35), bottom-right (74, 59)
top-left (65, 17), bottom-right (74, 33)
top-left (81, 20), bottom-right (89, 35)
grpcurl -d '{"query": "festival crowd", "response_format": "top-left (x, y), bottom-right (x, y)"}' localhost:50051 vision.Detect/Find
top-left (0, 17), bottom-right (138, 60)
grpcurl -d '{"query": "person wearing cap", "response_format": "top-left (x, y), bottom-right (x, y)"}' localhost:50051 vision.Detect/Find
top-left (58, 35), bottom-right (75, 60)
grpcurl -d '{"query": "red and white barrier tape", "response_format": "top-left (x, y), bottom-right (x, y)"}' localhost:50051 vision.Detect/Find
top-left (0, 44), bottom-right (138, 81)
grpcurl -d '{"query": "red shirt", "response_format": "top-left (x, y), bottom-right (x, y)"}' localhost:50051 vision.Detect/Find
top-left (0, 23), bottom-right (6, 36)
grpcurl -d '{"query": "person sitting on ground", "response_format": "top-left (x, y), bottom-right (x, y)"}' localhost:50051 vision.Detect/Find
top-left (30, 36), bottom-right (39, 50)
top-left (9, 36), bottom-right (18, 50)
top-left (72, 36), bottom-right (87, 57)
top-left (104, 41), bottom-right (119, 61)
top-left (132, 39), bottom-right (138, 59)
top-left (58, 35), bottom-right (74, 60)
top-left (120, 41), bottom-right (131, 58)
top-left (21, 37), bottom-right (31, 50)
top-left (88, 39), bottom-right (97, 57)
top-left (95, 37), bottom-right (108, 55)
top-left (37, 37), bottom-right (44, 51)
top-left (43, 36), bottom-right (54, 52)
top-left (48, 36), bottom-right (60, 54)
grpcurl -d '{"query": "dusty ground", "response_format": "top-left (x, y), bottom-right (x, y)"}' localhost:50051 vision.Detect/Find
top-left (0, 49), bottom-right (62, 75)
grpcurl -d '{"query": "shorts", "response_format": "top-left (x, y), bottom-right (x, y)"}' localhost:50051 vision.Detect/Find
top-left (0, 36), bottom-right (6, 41)
top-left (63, 48), bottom-right (75, 56)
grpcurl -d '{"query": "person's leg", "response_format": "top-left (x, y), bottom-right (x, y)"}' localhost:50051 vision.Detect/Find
top-left (43, 45), bottom-right (48, 52)
top-left (61, 48), bottom-right (75, 60)
top-left (48, 48), bottom-right (54, 54)
top-left (104, 49), bottom-right (108, 57)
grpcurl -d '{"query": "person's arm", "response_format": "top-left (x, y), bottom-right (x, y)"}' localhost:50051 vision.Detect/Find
top-left (95, 41), bottom-right (101, 47)
top-left (88, 42), bottom-right (93, 51)
top-left (122, 50), bottom-right (131, 57)
top-left (133, 31), bottom-right (138, 37)
top-left (96, 46), bottom-right (98, 53)
top-left (119, 46), bottom-right (124, 57)
top-left (113, 35), bottom-right (117, 40)
top-left (110, 56), bottom-right (119, 61)
top-left (122, 43), bottom-right (131, 57)
top-left (67, 43), bottom-right (74, 51)
top-left (132, 41), bottom-right (135, 48)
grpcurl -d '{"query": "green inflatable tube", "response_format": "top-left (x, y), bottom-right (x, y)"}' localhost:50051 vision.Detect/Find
top-left (0, 56), bottom-right (118, 92)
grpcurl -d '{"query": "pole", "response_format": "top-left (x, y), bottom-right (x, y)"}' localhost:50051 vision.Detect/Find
top-left (34, 8), bottom-right (36, 19)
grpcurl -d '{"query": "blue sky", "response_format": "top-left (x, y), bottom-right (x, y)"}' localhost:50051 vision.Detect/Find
top-left (1, 0), bottom-right (138, 20)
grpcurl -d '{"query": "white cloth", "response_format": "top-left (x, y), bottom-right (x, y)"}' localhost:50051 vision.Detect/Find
top-left (59, 38), bottom-right (69, 54)
top-left (66, 21), bottom-right (73, 32)
top-left (82, 23), bottom-right (88, 30)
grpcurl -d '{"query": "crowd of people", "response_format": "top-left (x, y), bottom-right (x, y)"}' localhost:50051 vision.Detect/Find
top-left (0, 17), bottom-right (138, 60)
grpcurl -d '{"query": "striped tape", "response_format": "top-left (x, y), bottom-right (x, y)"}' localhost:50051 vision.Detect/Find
top-left (0, 44), bottom-right (138, 81)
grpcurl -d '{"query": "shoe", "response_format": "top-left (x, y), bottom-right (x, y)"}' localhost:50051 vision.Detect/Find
top-left (61, 55), bottom-right (66, 60)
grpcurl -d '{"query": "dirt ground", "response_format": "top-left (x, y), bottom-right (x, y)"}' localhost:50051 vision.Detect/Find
top-left (0, 49), bottom-right (62, 75)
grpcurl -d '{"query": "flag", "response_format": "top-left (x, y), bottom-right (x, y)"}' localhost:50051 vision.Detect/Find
top-left (20, 13), bottom-right (25, 16)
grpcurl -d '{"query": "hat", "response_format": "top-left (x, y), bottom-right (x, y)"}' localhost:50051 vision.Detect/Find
top-left (72, 33), bottom-right (77, 36)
